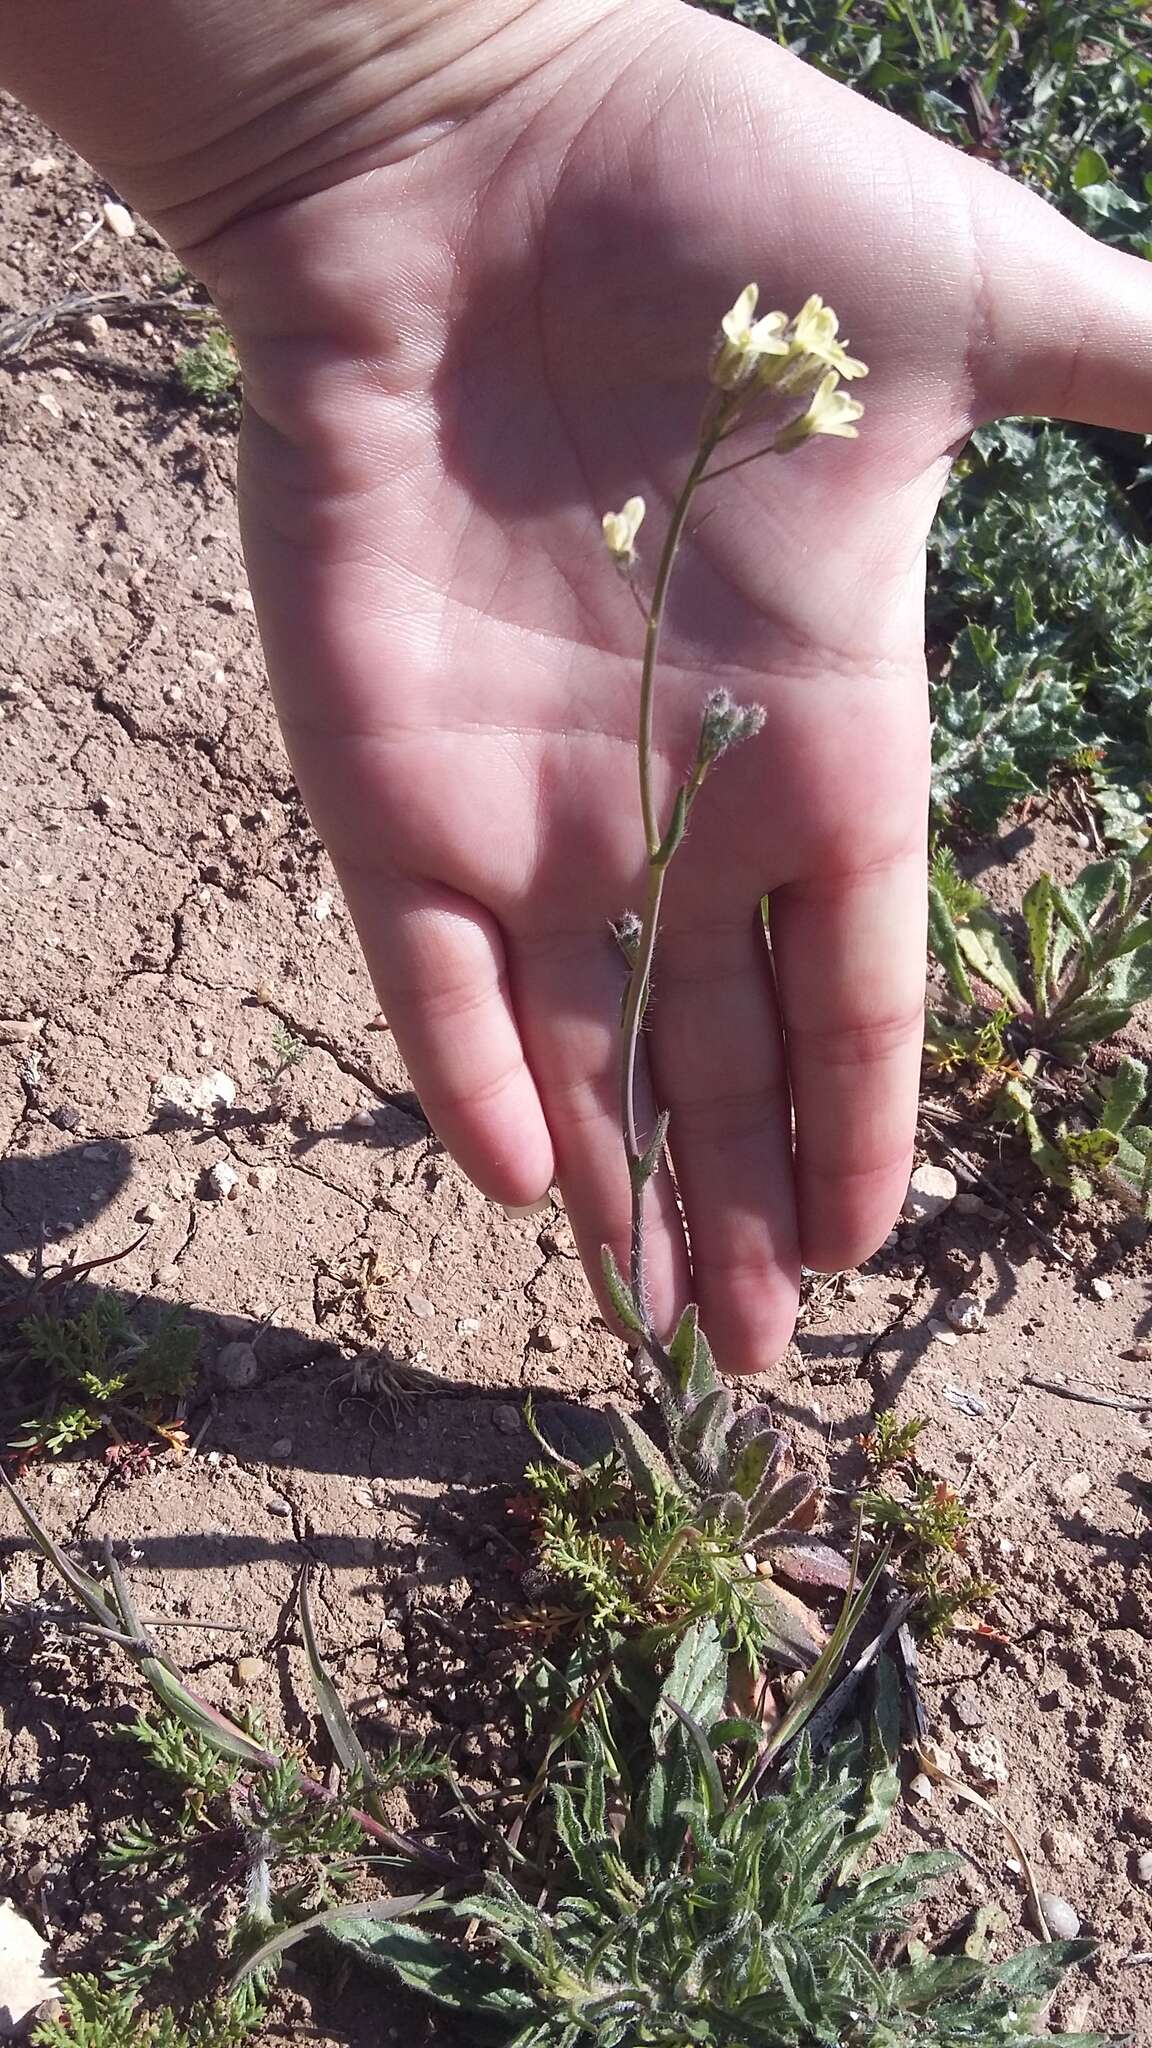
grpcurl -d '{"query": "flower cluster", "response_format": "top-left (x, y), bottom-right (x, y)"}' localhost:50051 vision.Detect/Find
top-left (712, 283), bottom-right (867, 447)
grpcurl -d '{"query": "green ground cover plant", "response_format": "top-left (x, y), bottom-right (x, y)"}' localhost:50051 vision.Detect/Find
top-left (702, 0), bottom-right (1152, 828)
top-left (3, 1293), bottom-right (197, 1457)
top-left (928, 840), bottom-right (1152, 1200)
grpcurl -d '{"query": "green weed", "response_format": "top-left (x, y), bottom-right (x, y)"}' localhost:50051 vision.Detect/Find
top-left (928, 841), bottom-right (1152, 1200)
top-left (307, 1622), bottom-right (1100, 2046)
top-left (5, 1297), bottom-right (197, 1457)
top-left (176, 329), bottom-right (240, 406)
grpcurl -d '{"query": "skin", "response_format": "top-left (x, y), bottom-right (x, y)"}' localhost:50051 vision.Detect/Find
top-left (3, 0), bottom-right (1151, 1370)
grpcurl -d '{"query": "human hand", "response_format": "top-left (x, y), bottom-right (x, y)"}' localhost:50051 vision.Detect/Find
top-left (181, 0), bottom-right (1152, 1371)
top-left (7, 0), bottom-right (1148, 1369)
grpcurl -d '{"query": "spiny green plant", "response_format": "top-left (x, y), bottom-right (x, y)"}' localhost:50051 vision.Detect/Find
top-left (706, 0), bottom-right (1152, 253)
top-left (704, 5), bottom-right (1152, 830)
top-left (176, 328), bottom-right (240, 406)
top-left (928, 424), bottom-right (1152, 825)
top-left (279, 1621), bottom-right (1103, 2046)
top-left (931, 842), bottom-right (1152, 1056)
top-left (5, 1296), bottom-right (197, 1457)
top-left (928, 841), bottom-right (1152, 1200)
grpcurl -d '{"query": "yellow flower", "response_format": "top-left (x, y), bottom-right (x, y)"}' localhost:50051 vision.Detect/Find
top-left (765, 294), bottom-right (868, 394)
top-left (601, 495), bottom-right (646, 569)
top-left (774, 370), bottom-right (864, 452)
top-left (711, 282), bottom-right (789, 392)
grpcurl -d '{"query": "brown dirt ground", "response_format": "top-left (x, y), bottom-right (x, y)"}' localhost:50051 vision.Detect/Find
top-left (0, 96), bottom-right (1150, 2048)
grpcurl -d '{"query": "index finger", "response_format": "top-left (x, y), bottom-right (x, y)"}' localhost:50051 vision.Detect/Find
top-left (769, 851), bottom-right (926, 1272)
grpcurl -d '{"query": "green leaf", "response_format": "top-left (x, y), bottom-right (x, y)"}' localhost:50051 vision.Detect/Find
top-left (1022, 873), bottom-right (1054, 1016)
top-left (298, 1567), bottom-right (377, 1788)
top-left (600, 1246), bottom-right (647, 1336)
top-left (633, 1109), bottom-right (670, 1187)
top-left (1073, 145), bottom-right (1110, 189)
top-left (653, 1618), bottom-right (727, 1739)
top-left (663, 1696), bottom-right (725, 1819)
top-left (956, 908), bottom-right (1026, 1008)
top-left (992, 1939), bottom-right (1095, 1997)
top-left (605, 1404), bottom-right (677, 1499)
top-left (334, 1916), bottom-right (529, 2014)
top-left (746, 1471), bottom-right (818, 1540)
top-left (677, 1385), bottom-right (734, 1475)
top-left (231, 1891), bottom-right (433, 1986)
top-left (928, 883), bottom-right (974, 1004)
top-left (1099, 1055), bottom-right (1148, 1135)
top-left (727, 1428), bottom-right (789, 1504)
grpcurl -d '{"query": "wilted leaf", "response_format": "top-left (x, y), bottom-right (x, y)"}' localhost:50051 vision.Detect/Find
top-left (749, 1577), bottom-right (827, 1670)
top-left (746, 1470), bottom-right (819, 1539)
top-left (760, 1538), bottom-right (853, 1593)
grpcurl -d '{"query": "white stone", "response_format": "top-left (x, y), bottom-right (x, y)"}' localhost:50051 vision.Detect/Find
top-left (206, 1160), bottom-right (239, 1201)
top-left (945, 1293), bottom-right (986, 1334)
top-left (0, 1898), bottom-right (58, 2035)
top-left (101, 200), bottom-right (136, 237)
top-left (902, 1164), bottom-right (958, 1224)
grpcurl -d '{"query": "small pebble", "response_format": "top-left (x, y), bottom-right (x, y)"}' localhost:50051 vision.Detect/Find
top-left (908, 1773), bottom-right (934, 1805)
top-left (164, 683), bottom-right (184, 704)
top-left (349, 1106), bottom-right (376, 1129)
top-left (223, 588), bottom-right (255, 613)
top-left (247, 1165), bottom-right (278, 1192)
top-left (1135, 1850), bottom-right (1152, 1885)
top-left (51, 1104), bottom-right (81, 1131)
top-left (926, 1319), bottom-right (959, 1345)
top-left (206, 1159), bottom-right (239, 1200)
top-left (945, 1293), bottom-right (986, 1334)
top-left (266, 1496), bottom-right (292, 1519)
top-left (234, 1657), bottom-right (263, 1687)
top-left (24, 155), bottom-right (59, 180)
top-left (101, 199), bottom-right (136, 237)
top-left (311, 889), bottom-right (334, 922)
top-left (1089, 1276), bottom-right (1113, 1302)
top-left (1063, 1470), bottom-right (1092, 1502)
top-left (138, 1201), bottom-right (162, 1225)
top-left (212, 1340), bottom-right (259, 1390)
top-left (76, 311), bottom-right (109, 344)
top-left (270, 1438), bottom-right (293, 1458)
top-left (408, 1293), bottom-right (436, 1319)
top-left (902, 1164), bottom-right (958, 1223)
top-left (1042, 1829), bottom-right (1086, 1873)
top-left (536, 1323), bottom-right (570, 1353)
top-left (1037, 1894), bottom-right (1081, 1941)
top-left (492, 1403), bottom-right (522, 1435)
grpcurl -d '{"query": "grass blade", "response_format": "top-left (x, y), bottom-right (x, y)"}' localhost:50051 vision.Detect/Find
top-left (299, 1566), bottom-right (378, 1788)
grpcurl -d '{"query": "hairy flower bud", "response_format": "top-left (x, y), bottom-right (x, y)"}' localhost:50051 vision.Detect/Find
top-left (697, 688), bottom-right (768, 767)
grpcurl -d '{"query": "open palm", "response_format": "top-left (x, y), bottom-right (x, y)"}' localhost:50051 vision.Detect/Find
top-left (200, 0), bottom-right (1152, 1370)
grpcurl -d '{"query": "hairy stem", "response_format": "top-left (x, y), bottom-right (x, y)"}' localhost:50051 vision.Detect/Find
top-left (620, 409), bottom-right (733, 1319)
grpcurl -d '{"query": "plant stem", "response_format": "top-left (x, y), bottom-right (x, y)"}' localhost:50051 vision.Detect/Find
top-left (620, 415), bottom-right (730, 1318)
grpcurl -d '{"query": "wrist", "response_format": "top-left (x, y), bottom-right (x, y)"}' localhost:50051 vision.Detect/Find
top-left (0, 0), bottom-right (633, 256)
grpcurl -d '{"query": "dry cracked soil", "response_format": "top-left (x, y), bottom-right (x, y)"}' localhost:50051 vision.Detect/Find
top-left (0, 94), bottom-right (1150, 2048)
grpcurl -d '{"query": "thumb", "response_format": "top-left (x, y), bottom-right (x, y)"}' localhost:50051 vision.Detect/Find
top-left (965, 163), bottom-right (1152, 434)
